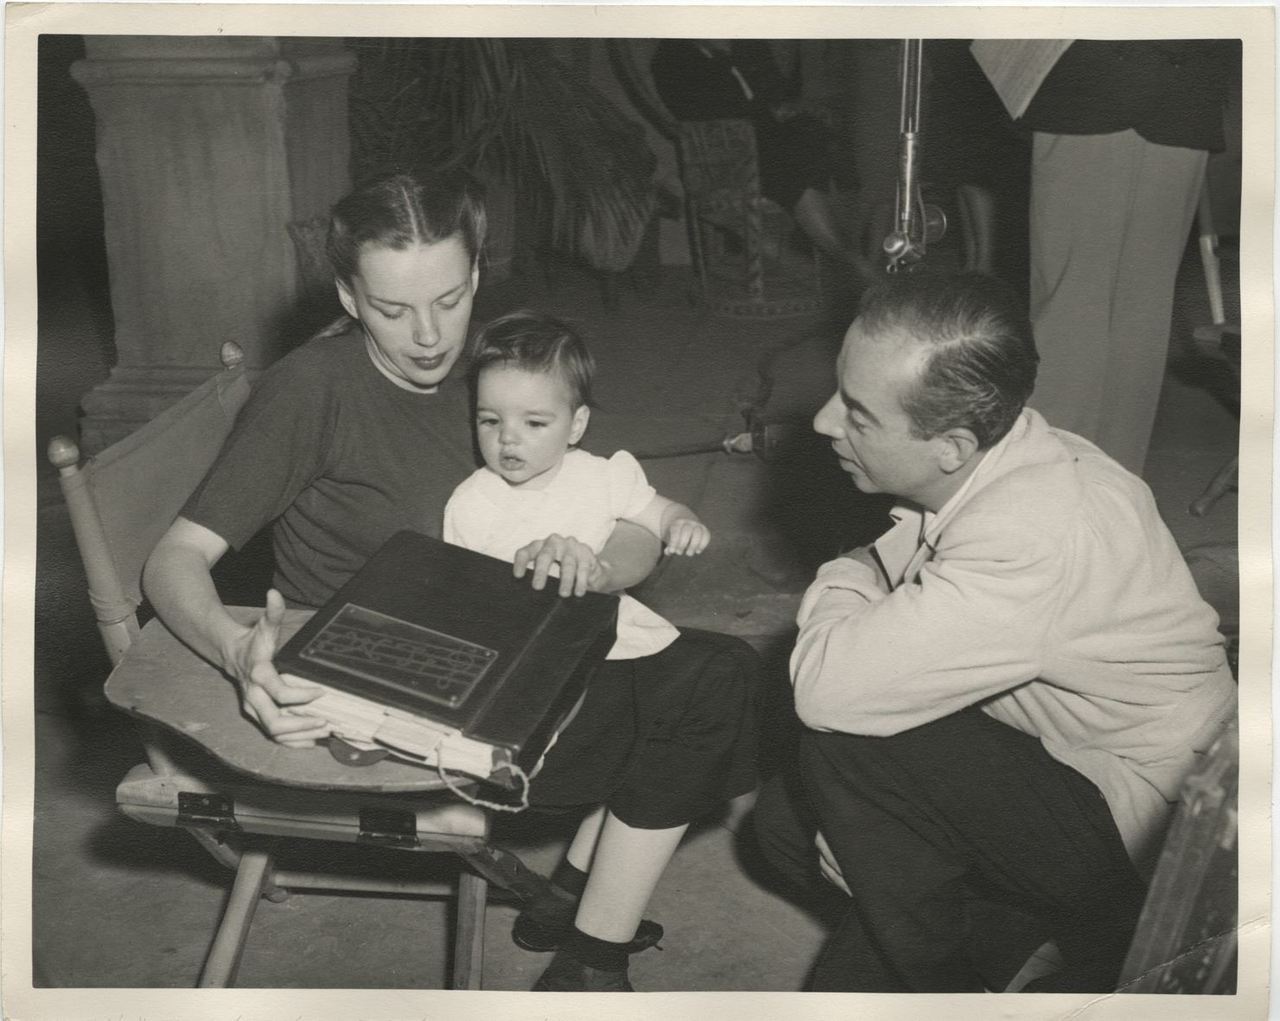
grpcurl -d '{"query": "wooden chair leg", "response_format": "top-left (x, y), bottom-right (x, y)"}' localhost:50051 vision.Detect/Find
top-left (185, 825), bottom-right (288, 899)
top-left (185, 826), bottom-right (243, 872)
top-left (452, 869), bottom-right (487, 990)
top-left (198, 848), bottom-right (274, 987)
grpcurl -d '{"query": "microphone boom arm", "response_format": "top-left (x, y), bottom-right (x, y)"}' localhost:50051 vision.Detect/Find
top-left (883, 40), bottom-right (947, 272)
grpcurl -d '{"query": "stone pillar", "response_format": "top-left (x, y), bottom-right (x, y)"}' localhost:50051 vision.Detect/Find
top-left (71, 36), bottom-right (355, 451)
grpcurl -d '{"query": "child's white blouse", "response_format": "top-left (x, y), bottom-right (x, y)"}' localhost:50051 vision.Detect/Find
top-left (442, 449), bottom-right (681, 660)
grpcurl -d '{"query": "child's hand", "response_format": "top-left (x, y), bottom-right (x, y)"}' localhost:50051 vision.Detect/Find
top-left (513, 534), bottom-right (606, 597)
top-left (664, 518), bottom-right (711, 556)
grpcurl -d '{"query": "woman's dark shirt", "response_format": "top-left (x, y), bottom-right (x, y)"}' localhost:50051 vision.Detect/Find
top-left (182, 323), bottom-right (477, 608)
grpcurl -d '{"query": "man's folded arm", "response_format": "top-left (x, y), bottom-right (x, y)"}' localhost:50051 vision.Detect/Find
top-left (790, 525), bottom-right (1063, 735)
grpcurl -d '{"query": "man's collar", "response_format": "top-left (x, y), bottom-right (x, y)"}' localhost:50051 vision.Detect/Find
top-left (916, 410), bottom-right (1035, 547)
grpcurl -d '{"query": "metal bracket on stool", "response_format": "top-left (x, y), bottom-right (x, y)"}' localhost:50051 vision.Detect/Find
top-left (357, 806), bottom-right (420, 848)
top-left (177, 791), bottom-right (239, 832)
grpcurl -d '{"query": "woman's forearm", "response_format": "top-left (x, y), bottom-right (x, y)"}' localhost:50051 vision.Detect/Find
top-left (142, 518), bottom-right (247, 677)
top-left (145, 518), bottom-right (329, 743)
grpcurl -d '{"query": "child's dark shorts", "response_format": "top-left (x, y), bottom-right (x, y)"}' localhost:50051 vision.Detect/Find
top-left (526, 628), bottom-right (762, 830)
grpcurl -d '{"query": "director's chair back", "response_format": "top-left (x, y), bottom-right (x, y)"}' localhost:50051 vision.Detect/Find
top-left (48, 341), bottom-right (251, 665)
top-left (48, 343), bottom-right (542, 989)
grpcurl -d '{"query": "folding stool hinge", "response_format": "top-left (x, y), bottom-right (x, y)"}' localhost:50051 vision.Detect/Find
top-left (357, 806), bottom-right (420, 848)
top-left (176, 791), bottom-right (240, 832)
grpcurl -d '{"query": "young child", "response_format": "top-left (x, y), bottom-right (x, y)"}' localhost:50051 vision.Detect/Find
top-left (441, 310), bottom-right (751, 991)
top-left (443, 310), bottom-right (709, 654)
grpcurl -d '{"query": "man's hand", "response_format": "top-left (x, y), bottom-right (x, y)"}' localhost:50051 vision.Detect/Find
top-left (664, 518), bottom-right (711, 557)
top-left (226, 589), bottom-right (330, 746)
top-left (513, 534), bottom-right (607, 597)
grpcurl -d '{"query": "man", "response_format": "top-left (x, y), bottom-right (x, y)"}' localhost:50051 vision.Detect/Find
top-left (753, 272), bottom-right (1235, 992)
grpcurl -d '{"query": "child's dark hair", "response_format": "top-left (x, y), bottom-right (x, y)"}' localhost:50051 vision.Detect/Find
top-left (469, 310), bottom-right (596, 409)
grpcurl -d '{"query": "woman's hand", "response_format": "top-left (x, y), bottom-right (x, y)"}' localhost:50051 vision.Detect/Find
top-left (225, 589), bottom-right (330, 747)
top-left (513, 534), bottom-right (607, 597)
top-left (146, 519), bottom-right (330, 748)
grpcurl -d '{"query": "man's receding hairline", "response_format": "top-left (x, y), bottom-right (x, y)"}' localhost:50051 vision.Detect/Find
top-left (842, 319), bottom-right (935, 427)
top-left (848, 317), bottom-right (934, 378)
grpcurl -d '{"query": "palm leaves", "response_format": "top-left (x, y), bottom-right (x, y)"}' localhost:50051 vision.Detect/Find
top-left (351, 38), bottom-right (656, 271)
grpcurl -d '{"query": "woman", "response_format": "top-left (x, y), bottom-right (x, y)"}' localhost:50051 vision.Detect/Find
top-left (143, 168), bottom-right (761, 992)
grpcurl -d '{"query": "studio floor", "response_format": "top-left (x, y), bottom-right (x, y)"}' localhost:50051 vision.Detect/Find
top-left (25, 243), bottom-right (1241, 993)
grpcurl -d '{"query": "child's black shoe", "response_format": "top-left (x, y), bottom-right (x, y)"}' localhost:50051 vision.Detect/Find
top-left (512, 887), bottom-right (663, 953)
top-left (532, 949), bottom-right (634, 992)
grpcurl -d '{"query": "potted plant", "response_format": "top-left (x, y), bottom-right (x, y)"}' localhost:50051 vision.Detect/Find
top-left (348, 38), bottom-right (657, 280)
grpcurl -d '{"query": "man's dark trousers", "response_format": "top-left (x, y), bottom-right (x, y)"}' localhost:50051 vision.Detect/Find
top-left (757, 706), bottom-right (1149, 992)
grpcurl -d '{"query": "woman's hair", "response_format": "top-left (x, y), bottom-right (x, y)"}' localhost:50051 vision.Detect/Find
top-left (469, 310), bottom-right (596, 409)
top-left (325, 167), bottom-right (487, 285)
top-left (857, 271), bottom-right (1039, 450)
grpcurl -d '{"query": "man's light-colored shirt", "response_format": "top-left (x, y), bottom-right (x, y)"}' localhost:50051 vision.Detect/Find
top-left (791, 408), bottom-right (1235, 866)
top-left (443, 449), bottom-right (680, 660)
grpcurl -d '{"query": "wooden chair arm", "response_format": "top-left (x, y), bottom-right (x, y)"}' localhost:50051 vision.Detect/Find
top-left (107, 611), bottom-right (464, 794)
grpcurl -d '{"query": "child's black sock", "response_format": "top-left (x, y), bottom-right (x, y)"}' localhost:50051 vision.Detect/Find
top-left (565, 926), bottom-right (630, 972)
top-left (514, 860), bottom-right (663, 954)
top-left (550, 859), bottom-right (589, 898)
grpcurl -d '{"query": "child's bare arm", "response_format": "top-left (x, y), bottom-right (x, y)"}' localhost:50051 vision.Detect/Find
top-left (625, 494), bottom-right (711, 556)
